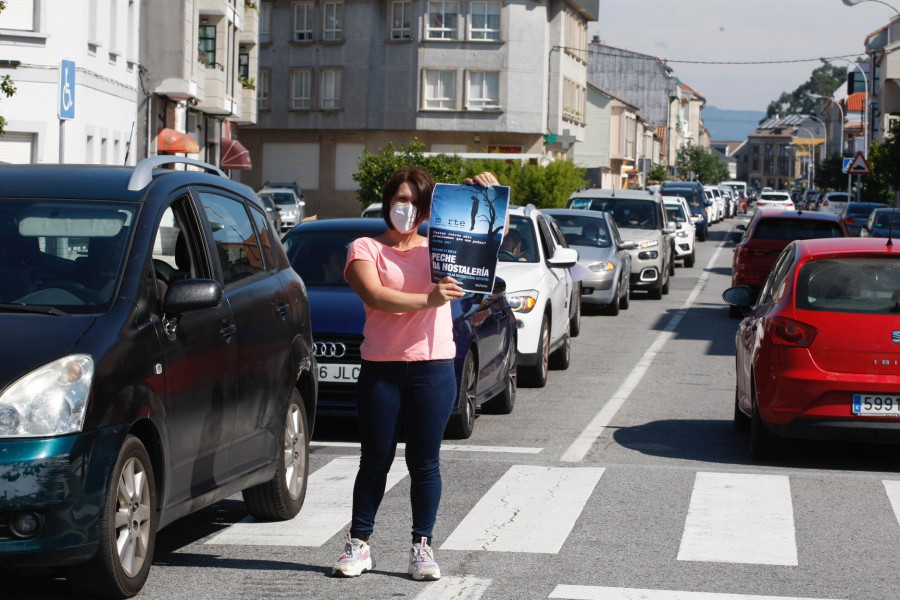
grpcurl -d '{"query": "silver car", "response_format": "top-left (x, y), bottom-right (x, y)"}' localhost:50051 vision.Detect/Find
top-left (545, 209), bottom-right (634, 315)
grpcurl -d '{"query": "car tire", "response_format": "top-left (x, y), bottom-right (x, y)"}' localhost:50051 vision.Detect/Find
top-left (445, 349), bottom-right (477, 439)
top-left (661, 269), bottom-right (670, 295)
top-left (648, 279), bottom-right (663, 300)
top-left (243, 392), bottom-right (309, 520)
top-left (619, 281), bottom-right (630, 310)
top-left (605, 282), bottom-right (620, 316)
top-left (65, 435), bottom-right (157, 599)
top-left (733, 390), bottom-right (750, 432)
top-left (519, 314), bottom-right (549, 388)
top-left (669, 253), bottom-right (676, 276)
top-left (549, 324), bottom-right (570, 371)
top-left (698, 228), bottom-right (707, 242)
top-left (684, 251), bottom-right (695, 268)
top-left (750, 385), bottom-right (780, 460)
top-left (569, 288), bottom-right (581, 338)
top-left (483, 337), bottom-right (517, 415)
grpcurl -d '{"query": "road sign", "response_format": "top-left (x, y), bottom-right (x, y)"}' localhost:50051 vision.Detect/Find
top-left (842, 158), bottom-right (853, 174)
top-left (58, 60), bottom-right (75, 120)
top-left (846, 151), bottom-right (871, 175)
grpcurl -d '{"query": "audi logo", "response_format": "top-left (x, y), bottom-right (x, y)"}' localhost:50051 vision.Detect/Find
top-left (314, 342), bottom-right (348, 358)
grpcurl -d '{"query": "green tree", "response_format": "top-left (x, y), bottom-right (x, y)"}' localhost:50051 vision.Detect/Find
top-left (648, 164), bottom-right (668, 183)
top-left (861, 137), bottom-right (896, 204)
top-left (676, 144), bottom-right (729, 184)
top-left (814, 153), bottom-right (847, 191)
top-left (764, 62), bottom-right (848, 121)
top-left (0, 0), bottom-right (16, 137)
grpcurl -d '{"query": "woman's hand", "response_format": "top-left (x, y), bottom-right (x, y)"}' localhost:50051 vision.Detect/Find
top-left (428, 276), bottom-right (465, 307)
top-left (465, 172), bottom-right (500, 187)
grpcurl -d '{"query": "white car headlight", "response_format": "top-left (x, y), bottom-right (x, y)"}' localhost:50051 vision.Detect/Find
top-left (0, 355), bottom-right (94, 438)
top-left (506, 290), bottom-right (539, 313)
top-left (676, 230), bottom-right (690, 238)
top-left (588, 261), bottom-right (614, 272)
top-left (638, 240), bottom-right (659, 249)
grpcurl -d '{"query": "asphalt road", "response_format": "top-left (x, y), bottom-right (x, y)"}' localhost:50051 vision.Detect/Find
top-left (12, 214), bottom-right (900, 600)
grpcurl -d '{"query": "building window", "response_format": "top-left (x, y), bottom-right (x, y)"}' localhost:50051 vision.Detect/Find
top-left (259, 2), bottom-right (272, 43)
top-left (467, 71), bottom-right (499, 109)
top-left (258, 70), bottom-right (270, 109)
top-left (198, 24), bottom-right (216, 67)
top-left (238, 51), bottom-right (249, 80)
top-left (321, 69), bottom-right (341, 109)
top-left (292, 69), bottom-right (312, 109)
top-left (323, 1), bottom-right (343, 41)
top-left (391, 0), bottom-right (412, 40)
top-left (427, 1), bottom-right (458, 40)
top-left (0, 0), bottom-right (36, 31)
top-left (469, 1), bottom-right (500, 41)
top-left (563, 78), bottom-right (585, 123)
top-left (293, 2), bottom-right (313, 41)
top-left (424, 69), bottom-right (456, 109)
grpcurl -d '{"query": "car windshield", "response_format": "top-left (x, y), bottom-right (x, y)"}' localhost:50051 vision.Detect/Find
top-left (752, 218), bottom-right (844, 240)
top-left (872, 210), bottom-right (900, 230)
top-left (262, 192), bottom-right (297, 206)
top-left (282, 231), bottom-right (361, 286)
top-left (797, 258), bottom-right (900, 314)
top-left (570, 197), bottom-right (658, 231)
top-left (549, 214), bottom-right (612, 248)
top-left (0, 199), bottom-right (135, 313)
top-left (760, 193), bottom-right (790, 201)
top-left (665, 204), bottom-right (689, 223)
top-left (847, 204), bottom-right (883, 217)
top-left (499, 215), bottom-right (539, 263)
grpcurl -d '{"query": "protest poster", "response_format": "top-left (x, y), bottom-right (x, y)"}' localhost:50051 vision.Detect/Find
top-left (429, 182), bottom-right (510, 294)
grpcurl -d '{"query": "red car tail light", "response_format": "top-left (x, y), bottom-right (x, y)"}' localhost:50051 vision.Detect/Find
top-left (767, 317), bottom-right (818, 347)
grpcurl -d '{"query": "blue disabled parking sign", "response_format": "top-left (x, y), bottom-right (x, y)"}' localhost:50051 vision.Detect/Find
top-left (58, 60), bottom-right (75, 120)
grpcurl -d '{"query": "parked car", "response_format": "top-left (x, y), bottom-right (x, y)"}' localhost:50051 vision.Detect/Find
top-left (754, 191), bottom-right (794, 211)
top-left (724, 237), bottom-right (900, 459)
top-left (800, 189), bottom-right (819, 211)
top-left (861, 207), bottom-right (900, 238)
top-left (258, 182), bottom-right (305, 232)
top-left (659, 181), bottom-right (710, 241)
top-left (0, 157), bottom-right (317, 597)
top-left (282, 218), bottom-right (518, 438)
top-left (818, 191), bottom-right (850, 216)
top-left (663, 197), bottom-right (697, 268)
top-left (568, 188), bottom-right (676, 299)
top-left (704, 186), bottom-right (725, 222)
top-left (257, 191), bottom-right (284, 232)
top-left (496, 205), bottom-right (578, 388)
top-left (361, 202), bottom-right (382, 218)
top-left (544, 208), bottom-right (634, 315)
top-left (840, 201), bottom-right (887, 236)
top-left (729, 210), bottom-right (848, 312)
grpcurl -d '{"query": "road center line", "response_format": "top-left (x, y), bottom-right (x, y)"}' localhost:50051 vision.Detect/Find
top-left (560, 241), bottom-right (727, 462)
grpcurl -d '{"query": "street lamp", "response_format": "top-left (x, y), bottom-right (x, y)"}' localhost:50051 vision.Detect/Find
top-left (806, 115), bottom-right (828, 161)
top-left (842, 0), bottom-right (900, 18)
top-left (825, 57), bottom-right (869, 156)
top-left (798, 127), bottom-right (820, 188)
top-left (808, 92), bottom-right (845, 157)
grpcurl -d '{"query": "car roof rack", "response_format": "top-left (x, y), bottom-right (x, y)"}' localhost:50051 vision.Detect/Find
top-left (128, 156), bottom-right (226, 191)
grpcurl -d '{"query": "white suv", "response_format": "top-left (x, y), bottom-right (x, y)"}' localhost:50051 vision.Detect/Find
top-left (258, 183), bottom-right (305, 232)
top-left (496, 205), bottom-right (578, 388)
top-left (664, 196), bottom-right (696, 268)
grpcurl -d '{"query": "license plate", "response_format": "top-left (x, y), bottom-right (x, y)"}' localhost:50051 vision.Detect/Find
top-left (852, 394), bottom-right (900, 417)
top-left (318, 363), bottom-right (360, 383)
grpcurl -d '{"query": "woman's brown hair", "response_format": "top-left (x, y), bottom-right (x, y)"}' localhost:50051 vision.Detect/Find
top-left (381, 167), bottom-right (436, 231)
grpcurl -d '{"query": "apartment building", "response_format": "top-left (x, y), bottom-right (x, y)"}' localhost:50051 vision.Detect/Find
top-left (0, 0), bottom-right (141, 164)
top-left (734, 114), bottom-right (823, 190)
top-left (240, 0), bottom-right (599, 218)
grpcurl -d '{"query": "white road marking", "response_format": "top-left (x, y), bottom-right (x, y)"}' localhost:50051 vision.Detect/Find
top-left (413, 576), bottom-right (492, 600)
top-left (677, 472), bottom-right (797, 565)
top-left (312, 441), bottom-right (543, 454)
top-left (440, 465), bottom-right (604, 553)
top-left (205, 456), bottom-right (407, 546)
top-left (549, 585), bottom-right (844, 600)
top-left (560, 243), bottom-right (727, 462)
top-left (883, 480), bottom-right (900, 526)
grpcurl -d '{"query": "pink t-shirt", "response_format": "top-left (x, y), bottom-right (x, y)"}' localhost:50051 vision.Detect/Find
top-left (345, 237), bottom-right (455, 362)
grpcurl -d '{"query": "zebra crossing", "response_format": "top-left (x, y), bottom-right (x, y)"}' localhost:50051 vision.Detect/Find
top-left (205, 453), bottom-right (900, 599)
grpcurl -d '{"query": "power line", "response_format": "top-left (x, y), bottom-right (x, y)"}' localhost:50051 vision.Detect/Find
top-left (585, 45), bottom-right (865, 66)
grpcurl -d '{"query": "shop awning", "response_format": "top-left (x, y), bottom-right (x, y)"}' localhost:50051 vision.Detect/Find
top-left (221, 137), bottom-right (252, 170)
top-left (157, 128), bottom-right (200, 154)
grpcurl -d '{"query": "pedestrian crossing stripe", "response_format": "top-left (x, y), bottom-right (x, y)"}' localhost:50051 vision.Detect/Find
top-left (883, 480), bottom-right (900, 526)
top-left (412, 576), bottom-right (491, 600)
top-left (548, 585), bottom-right (845, 600)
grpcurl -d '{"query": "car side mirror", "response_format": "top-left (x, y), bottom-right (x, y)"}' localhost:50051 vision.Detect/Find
top-left (722, 285), bottom-right (753, 311)
top-left (162, 279), bottom-right (224, 339)
top-left (548, 246), bottom-right (578, 269)
top-left (664, 221), bottom-right (676, 233)
top-left (736, 224), bottom-right (746, 231)
top-left (619, 240), bottom-right (637, 250)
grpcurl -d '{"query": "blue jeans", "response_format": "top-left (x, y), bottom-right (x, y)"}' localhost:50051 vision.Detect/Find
top-left (350, 359), bottom-right (457, 544)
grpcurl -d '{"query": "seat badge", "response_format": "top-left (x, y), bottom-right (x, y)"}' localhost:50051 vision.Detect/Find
top-left (894, 331), bottom-right (900, 343)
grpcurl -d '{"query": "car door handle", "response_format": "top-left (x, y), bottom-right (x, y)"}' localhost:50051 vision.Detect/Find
top-left (219, 322), bottom-right (237, 339)
top-left (275, 301), bottom-right (290, 318)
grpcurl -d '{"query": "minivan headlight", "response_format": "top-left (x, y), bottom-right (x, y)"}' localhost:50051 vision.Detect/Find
top-left (506, 290), bottom-right (539, 313)
top-left (0, 355), bottom-right (94, 438)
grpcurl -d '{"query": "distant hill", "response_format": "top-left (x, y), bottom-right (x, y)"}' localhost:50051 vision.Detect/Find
top-left (704, 105), bottom-right (766, 142)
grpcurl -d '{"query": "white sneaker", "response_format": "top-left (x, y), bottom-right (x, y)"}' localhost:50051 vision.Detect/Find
top-left (331, 533), bottom-right (374, 577)
top-left (408, 537), bottom-right (441, 581)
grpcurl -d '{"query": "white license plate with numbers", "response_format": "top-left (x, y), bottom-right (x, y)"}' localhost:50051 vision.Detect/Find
top-left (318, 363), bottom-right (360, 383)
top-left (852, 394), bottom-right (900, 417)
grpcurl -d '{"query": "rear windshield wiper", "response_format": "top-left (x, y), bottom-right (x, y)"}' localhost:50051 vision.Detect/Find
top-left (0, 303), bottom-right (68, 316)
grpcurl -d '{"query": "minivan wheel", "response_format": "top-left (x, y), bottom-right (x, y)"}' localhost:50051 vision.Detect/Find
top-left (619, 282), bottom-right (630, 310)
top-left (661, 268), bottom-right (671, 295)
top-left (445, 350), bottom-right (477, 439)
top-left (66, 435), bottom-right (156, 599)
top-left (484, 337), bottom-right (517, 415)
top-left (549, 324), bottom-right (571, 370)
top-left (519, 315), bottom-right (549, 388)
top-left (684, 251), bottom-right (695, 268)
top-left (243, 392), bottom-right (309, 520)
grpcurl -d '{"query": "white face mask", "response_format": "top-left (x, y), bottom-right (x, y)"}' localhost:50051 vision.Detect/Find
top-left (390, 203), bottom-right (418, 234)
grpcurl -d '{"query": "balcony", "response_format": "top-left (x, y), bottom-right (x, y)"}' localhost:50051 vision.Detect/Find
top-left (196, 63), bottom-right (234, 116)
top-left (240, 6), bottom-right (259, 45)
top-left (236, 84), bottom-right (258, 125)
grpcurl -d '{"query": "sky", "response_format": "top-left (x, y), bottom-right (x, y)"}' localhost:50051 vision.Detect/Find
top-left (590, 0), bottom-right (894, 112)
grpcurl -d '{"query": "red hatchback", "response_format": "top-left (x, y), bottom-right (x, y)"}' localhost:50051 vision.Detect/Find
top-left (724, 237), bottom-right (900, 459)
top-left (730, 210), bottom-right (847, 306)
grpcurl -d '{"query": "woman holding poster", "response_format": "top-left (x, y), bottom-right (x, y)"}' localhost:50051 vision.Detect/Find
top-left (332, 167), bottom-right (498, 581)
